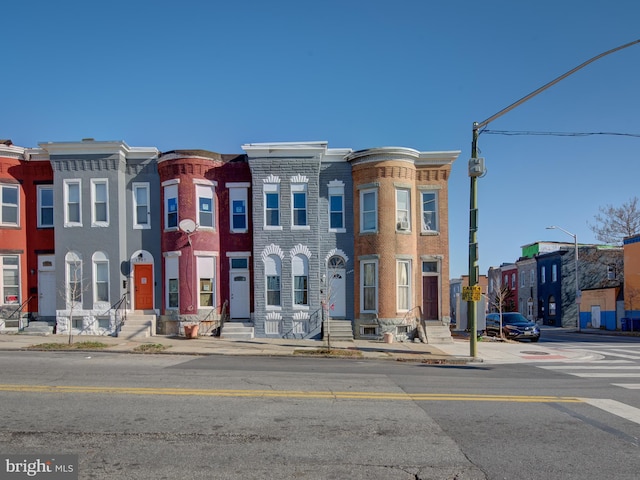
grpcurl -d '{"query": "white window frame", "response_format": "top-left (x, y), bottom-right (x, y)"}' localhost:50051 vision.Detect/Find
top-left (164, 182), bottom-right (179, 231)
top-left (264, 183), bottom-right (281, 229)
top-left (511, 273), bottom-right (516, 289)
top-left (92, 252), bottom-right (109, 304)
top-left (292, 254), bottom-right (309, 308)
top-left (165, 255), bottom-right (179, 310)
top-left (1, 255), bottom-right (20, 306)
top-left (91, 179), bottom-right (109, 227)
top-left (541, 266), bottom-right (546, 284)
top-left (397, 260), bottom-right (411, 311)
top-left (421, 190), bottom-right (438, 232)
top-left (530, 269), bottom-right (535, 286)
top-left (328, 182), bottom-right (345, 232)
top-left (0, 183), bottom-right (19, 227)
top-left (360, 259), bottom-right (378, 313)
top-left (552, 264), bottom-right (558, 282)
top-left (37, 185), bottom-right (54, 228)
top-left (196, 183), bottom-right (215, 230)
top-left (228, 184), bottom-right (249, 233)
top-left (291, 183), bottom-right (308, 229)
top-left (521, 272), bottom-right (526, 288)
top-left (65, 251), bottom-right (83, 309)
top-left (132, 182), bottom-right (150, 229)
top-left (197, 255), bottom-right (216, 309)
top-left (360, 189), bottom-right (377, 233)
top-left (64, 179), bottom-right (82, 227)
top-left (265, 254), bottom-right (282, 309)
top-left (396, 189), bottom-right (411, 231)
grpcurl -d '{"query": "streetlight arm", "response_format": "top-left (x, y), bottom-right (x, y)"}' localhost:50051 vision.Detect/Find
top-left (474, 39), bottom-right (640, 132)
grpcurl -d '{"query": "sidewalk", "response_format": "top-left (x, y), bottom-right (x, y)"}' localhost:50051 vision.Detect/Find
top-left (0, 327), bottom-right (609, 364)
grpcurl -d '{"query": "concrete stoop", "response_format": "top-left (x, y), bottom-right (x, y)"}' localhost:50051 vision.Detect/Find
top-left (118, 311), bottom-right (155, 339)
top-left (323, 319), bottom-right (354, 341)
top-left (221, 322), bottom-right (254, 340)
top-left (20, 321), bottom-right (54, 335)
top-left (424, 321), bottom-right (454, 344)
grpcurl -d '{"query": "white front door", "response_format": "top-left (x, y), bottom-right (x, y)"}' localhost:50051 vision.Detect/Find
top-left (38, 255), bottom-right (56, 317)
top-left (328, 269), bottom-right (346, 318)
top-left (230, 271), bottom-right (250, 319)
top-left (591, 305), bottom-right (601, 329)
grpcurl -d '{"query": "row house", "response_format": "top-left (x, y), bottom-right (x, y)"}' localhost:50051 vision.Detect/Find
top-left (487, 241), bottom-right (623, 329)
top-left (0, 139), bottom-right (460, 340)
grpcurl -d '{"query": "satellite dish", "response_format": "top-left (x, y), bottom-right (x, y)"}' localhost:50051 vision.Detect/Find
top-left (179, 219), bottom-right (197, 234)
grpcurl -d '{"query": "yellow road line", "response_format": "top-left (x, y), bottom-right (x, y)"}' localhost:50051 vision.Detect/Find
top-left (0, 384), bottom-right (582, 403)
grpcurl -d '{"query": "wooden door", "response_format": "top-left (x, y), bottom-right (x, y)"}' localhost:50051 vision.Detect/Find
top-left (134, 264), bottom-right (153, 310)
top-left (422, 276), bottom-right (439, 320)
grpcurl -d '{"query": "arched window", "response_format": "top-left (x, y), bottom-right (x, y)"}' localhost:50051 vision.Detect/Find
top-left (92, 251), bottom-right (109, 304)
top-left (264, 255), bottom-right (281, 307)
top-left (65, 251), bottom-right (83, 307)
top-left (292, 255), bottom-right (308, 306)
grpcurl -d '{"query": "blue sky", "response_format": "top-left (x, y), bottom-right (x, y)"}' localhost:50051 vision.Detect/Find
top-left (4, 0), bottom-right (639, 278)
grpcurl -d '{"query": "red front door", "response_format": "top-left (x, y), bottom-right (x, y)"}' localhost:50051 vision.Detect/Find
top-left (134, 264), bottom-right (153, 310)
top-left (422, 276), bottom-right (439, 320)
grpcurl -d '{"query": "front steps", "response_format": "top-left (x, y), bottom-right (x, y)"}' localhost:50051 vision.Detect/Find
top-left (118, 311), bottom-right (156, 339)
top-left (424, 321), bottom-right (453, 344)
top-left (220, 321), bottom-right (254, 340)
top-left (323, 319), bottom-right (354, 341)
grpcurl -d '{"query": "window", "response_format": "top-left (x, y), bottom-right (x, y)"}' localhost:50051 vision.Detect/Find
top-left (37, 185), bottom-right (54, 228)
top-left (360, 189), bottom-right (377, 232)
top-left (64, 180), bottom-right (82, 227)
top-left (521, 272), bottom-right (526, 288)
top-left (93, 252), bottom-right (109, 303)
top-left (198, 256), bottom-right (215, 308)
top-left (196, 184), bottom-right (214, 229)
top-left (329, 182), bottom-right (345, 230)
top-left (228, 185), bottom-right (248, 232)
top-left (165, 256), bottom-right (179, 309)
top-left (396, 189), bottom-right (410, 231)
top-left (1, 256), bottom-right (19, 305)
top-left (541, 266), bottom-right (546, 284)
top-left (264, 184), bottom-right (280, 227)
top-left (552, 264), bottom-right (558, 282)
top-left (91, 179), bottom-right (109, 226)
top-left (0, 184), bottom-right (19, 226)
top-left (530, 269), bottom-right (535, 286)
top-left (292, 255), bottom-right (308, 306)
top-left (549, 296), bottom-right (556, 316)
top-left (361, 260), bottom-right (378, 312)
top-left (164, 183), bottom-right (178, 229)
top-left (511, 273), bottom-right (516, 289)
top-left (292, 184), bottom-right (307, 227)
top-left (133, 183), bottom-right (150, 229)
top-left (65, 252), bottom-right (83, 307)
top-left (265, 255), bottom-right (281, 307)
top-left (421, 191), bottom-right (438, 232)
top-left (231, 258), bottom-right (248, 269)
top-left (397, 260), bottom-right (411, 311)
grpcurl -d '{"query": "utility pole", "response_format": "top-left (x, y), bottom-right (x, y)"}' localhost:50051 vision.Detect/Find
top-left (467, 39), bottom-right (639, 358)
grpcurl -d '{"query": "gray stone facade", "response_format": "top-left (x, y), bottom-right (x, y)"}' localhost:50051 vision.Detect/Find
top-left (244, 142), bottom-right (352, 338)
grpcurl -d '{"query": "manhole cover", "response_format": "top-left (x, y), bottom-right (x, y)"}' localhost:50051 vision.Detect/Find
top-left (521, 351), bottom-right (549, 355)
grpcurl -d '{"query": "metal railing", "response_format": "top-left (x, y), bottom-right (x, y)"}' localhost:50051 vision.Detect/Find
top-left (283, 307), bottom-right (323, 340)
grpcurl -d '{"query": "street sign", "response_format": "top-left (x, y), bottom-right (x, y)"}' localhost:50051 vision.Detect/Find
top-left (462, 286), bottom-right (481, 302)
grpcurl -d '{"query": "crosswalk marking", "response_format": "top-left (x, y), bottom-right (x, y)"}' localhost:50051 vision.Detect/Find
top-left (612, 384), bottom-right (640, 389)
top-left (540, 365), bottom-right (640, 370)
top-left (566, 349), bottom-right (640, 360)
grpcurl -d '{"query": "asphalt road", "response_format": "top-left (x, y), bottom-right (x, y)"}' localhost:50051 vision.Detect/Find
top-left (1, 344), bottom-right (639, 479)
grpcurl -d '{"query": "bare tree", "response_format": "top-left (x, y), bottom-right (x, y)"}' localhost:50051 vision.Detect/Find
top-left (490, 279), bottom-right (513, 339)
top-left (59, 253), bottom-right (90, 345)
top-left (589, 196), bottom-right (640, 244)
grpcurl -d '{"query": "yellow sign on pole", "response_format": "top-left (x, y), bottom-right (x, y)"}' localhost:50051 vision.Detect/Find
top-left (462, 286), bottom-right (481, 302)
